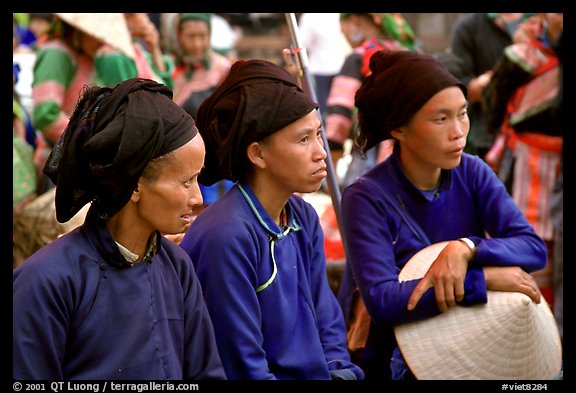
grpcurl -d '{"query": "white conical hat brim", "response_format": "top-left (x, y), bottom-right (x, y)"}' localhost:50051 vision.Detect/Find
top-left (55, 13), bottom-right (135, 59)
top-left (394, 241), bottom-right (562, 380)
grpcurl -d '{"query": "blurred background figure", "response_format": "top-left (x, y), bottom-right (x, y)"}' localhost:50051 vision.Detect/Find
top-left (13, 14), bottom-right (54, 114)
top-left (13, 83), bottom-right (37, 213)
top-left (483, 12), bottom-right (563, 322)
top-left (27, 13), bottom-right (54, 48)
top-left (210, 13), bottom-right (241, 62)
top-left (31, 13), bottom-right (135, 154)
top-left (317, 13), bottom-right (415, 270)
top-left (94, 13), bottom-right (175, 88)
top-left (170, 13), bottom-right (235, 219)
top-left (450, 13), bottom-right (536, 160)
top-left (325, 13), bottom-right (416, 190)
top-left (171, 13), bottom-right (232, 119)
top-left (13, 13), bottom-right (137, 266)
top-left (550, 24), bottom-right (563, 354)
top-left (12, 13), bottom-right (54, 53)
top-left (161, 13), bottom-right (241, 63)
top-left (298, 13), bottom-right (351, 115)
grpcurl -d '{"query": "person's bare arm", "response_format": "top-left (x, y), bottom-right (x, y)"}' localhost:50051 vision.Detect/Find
top-left (131, 14), bottom-right (167, 73)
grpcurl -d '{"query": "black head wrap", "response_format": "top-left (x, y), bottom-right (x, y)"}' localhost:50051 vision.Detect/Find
top-left (44, 78), bottom-right (197, 222)
top-left (195, 59), bottom-right (318, 185)
top-left (355, 50), bottom-right (467, 152)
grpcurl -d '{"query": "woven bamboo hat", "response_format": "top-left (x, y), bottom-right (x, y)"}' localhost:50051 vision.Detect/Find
top-left (54, 13), bottom-right (135, 59)
top-left (394, 241), bottom-right (562, 380)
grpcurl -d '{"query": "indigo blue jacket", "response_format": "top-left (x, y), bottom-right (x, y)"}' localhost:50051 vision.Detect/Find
top-left (180, 182), bottom-right (364, 380)
top-left (338, 149), bottom-right (547, 376)
top-left (13, 210), bottom-right (226, 380)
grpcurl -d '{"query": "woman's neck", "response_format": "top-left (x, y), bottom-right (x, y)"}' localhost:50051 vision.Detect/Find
top-left (106, 206), bottom-right (155, 260)
top-left (398, 153), bottom-right (441, 191)
top-left (248, 177), bottom-right (290, 226)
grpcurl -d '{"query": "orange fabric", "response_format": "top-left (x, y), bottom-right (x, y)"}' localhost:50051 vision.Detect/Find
top-left (346, 289), bottom-right (371, 351)
top-left (320, 204), bottom-right (345, 261)
top-left (515, 132), bottom-right (563, 153)
top-left (525, 147), bottom-right (542, 227)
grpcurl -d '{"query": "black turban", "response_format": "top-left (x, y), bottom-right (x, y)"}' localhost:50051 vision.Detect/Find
top-left (355, 50), bottom-right (467, 151)
top-left (195, 59), bottom-right (318, 185)
top-left (44, 78), bottom-right (198, 223)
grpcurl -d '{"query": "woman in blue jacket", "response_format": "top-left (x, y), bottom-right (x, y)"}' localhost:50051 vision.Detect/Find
top-left (338, 50), bottom-right (546, 380)
top-left (180, 59), bottom-right (364, 380)
top-left (13, 78), bottom-right (226, 380)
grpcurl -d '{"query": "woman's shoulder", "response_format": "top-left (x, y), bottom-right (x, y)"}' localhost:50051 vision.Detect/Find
top-left (459, 153), bottom-right (491, 172)
top-left (454, 153), bottom-right (502, 190)
top-left (14, 230), bottom-right (93, 280)
top-left (189, 195), bottom-right (255, 237)
top-left (289, 193), bottom-right (322, 215)
top-left (36, 39), bottom-right (75, 58)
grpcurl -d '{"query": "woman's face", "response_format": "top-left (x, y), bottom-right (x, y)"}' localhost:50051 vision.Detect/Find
top-left (513, 15), bottom-right (543, 43)
top-left (77, 31), bottom-right (105, 58)
top-left (135, 134), bottom-right (205, 235)
top-left (257, 109), bottom-right (327, 195)
top-left (392, 86), bottom-right (469, 187)
top-left (177, 19), bottom-right (211, 60)
top-left (543, 13), bottom-right (563, 42)
top-left (340, 16), bottom-right (365, 48)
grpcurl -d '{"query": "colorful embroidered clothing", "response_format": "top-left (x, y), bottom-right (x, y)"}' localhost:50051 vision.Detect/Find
top-left (180, 182), bottom-right (364, 380)
top-left (94, 43), bottom-right (175, 89)
top-left (485, 39), bottom-right (562, 240)
top-left (13, 99), bottom-right (37, 207)
top-left (32, 39), bottom-right (96, 145)
top-left (451, 13), bottom-right (535, 155)
top-left (172, 50), bottom-right (231, 119)
top-left (325, 38), bottom-right (404, 147)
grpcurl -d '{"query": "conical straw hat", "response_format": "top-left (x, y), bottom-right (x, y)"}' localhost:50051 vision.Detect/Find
top-left (395, 241), bottom-right (562, 380)
top-left (54, 13), bottom-right (135, 59)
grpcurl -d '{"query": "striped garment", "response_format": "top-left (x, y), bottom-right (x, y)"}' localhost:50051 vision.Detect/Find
top-left (171, 50), bottom-right (231, 114)
top-left (94, 43), bottom-right (172, 88)
top-left (32, 39), bottom-right (95, 145)
top-left (510, 133), bottom-right (562, 241)
top-left (501, 40), bottom-right (562, 242)
top-left (325, 38), bottom-right (405, 146)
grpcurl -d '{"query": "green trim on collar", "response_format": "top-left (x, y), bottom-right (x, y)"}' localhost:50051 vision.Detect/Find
top-left (238, 183), bottom-right (301, 240)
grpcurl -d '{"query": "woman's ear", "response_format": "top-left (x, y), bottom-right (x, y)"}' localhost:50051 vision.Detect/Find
top-left (247, 141), bottom-right (266, 169)
top-left (131, 183), bottom-right (141, 203)
top-left (390, 127), bottom-right (405, 142)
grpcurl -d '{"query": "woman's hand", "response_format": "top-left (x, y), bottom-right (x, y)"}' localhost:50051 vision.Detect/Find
top-left (483, 266), bottom-right (542, 303)
top-left (407, 240), bottom-right (475, 312)
top-left (281, 48), bottom-right (302, 88)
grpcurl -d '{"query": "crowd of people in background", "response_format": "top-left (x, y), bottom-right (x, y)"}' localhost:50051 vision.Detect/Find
top-left (13, 13), bottom-right (563, 381)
